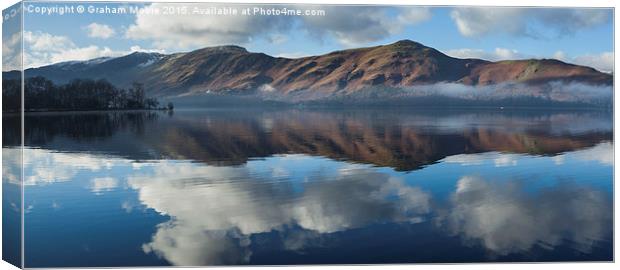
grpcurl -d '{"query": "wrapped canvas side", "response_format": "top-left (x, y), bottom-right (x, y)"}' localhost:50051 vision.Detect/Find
top-left (2, 2), bottom-right (23, 269)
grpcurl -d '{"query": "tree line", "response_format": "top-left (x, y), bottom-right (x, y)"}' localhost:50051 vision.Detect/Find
top-left (2, 77), bottom-right (173, 112)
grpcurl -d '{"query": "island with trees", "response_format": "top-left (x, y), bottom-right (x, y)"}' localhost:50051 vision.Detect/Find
top-left (2, 76), bottom-right (173, 112)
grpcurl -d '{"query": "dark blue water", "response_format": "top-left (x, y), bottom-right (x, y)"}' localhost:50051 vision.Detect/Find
top-left (2, 108), bottom-right (613, 267)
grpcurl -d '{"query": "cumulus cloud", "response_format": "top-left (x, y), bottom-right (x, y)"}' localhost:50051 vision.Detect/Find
top-left (451, 8), bottom-right (611, 38)
top-left (2, 32), bottom-right (22, 71)
top-left (23, 31), bottom-right (126, 68)
top-left (552, 50), bottom-right (614, 73)
top-left (2, 148), bottom-right (130, 186)
top-left (46, 46), bottom-right (117, 64)
top-left (20, 31), bottom-right (164, 68)
top-left (446, 47), bottom-right (613, 73)
top-left (7, 144), bottom-right (611, 262)
top-left (571, 52), bottom-right (614, 73)
top-left (84, 23), bottom-right (116, 39)
top-left (397, 6), bottom-right (432, 25)
top-left (143, 225), bottom-right (252, 266)
top-left (128, 159), bottom-right (431, 265)
top-left (440, 176), bottom-right (611, 255)
top-left (23, 149), bottom-right (98, 185)
top-left (125, 3), bottom-right (291, 50)
top-left (301, 6), bottom-right (431, 47)
top-left (2, 148), bottom-right (22, 185)
top-left (125, 4), bottom-right (431, 50)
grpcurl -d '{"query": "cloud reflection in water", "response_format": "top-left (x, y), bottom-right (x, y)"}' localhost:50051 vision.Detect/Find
top-left (126, 158), bottom-right (432, 265)
top-left (9, 142), bottom-right (612, 265)
top-left (439, 176), bottom-right (611, 255)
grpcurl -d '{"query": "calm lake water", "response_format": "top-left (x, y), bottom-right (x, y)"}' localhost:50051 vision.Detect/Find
top-left (2, 108), bottom-right (613, 267)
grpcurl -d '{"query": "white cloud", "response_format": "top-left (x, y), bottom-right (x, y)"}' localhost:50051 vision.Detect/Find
top-left (446, 47), bottom-right (613, 73)
top-left (258, 84), bottom-right (275, 93)
top-left (85, 23), bottom-right (116, 39)
top-left (553, 50), bottom-right (566, 60)
top-left (2, 148), bottom-right (130, 186)
top-left (551, 155), bottom-right (565, 165)
top-left (555, 142), bottom-right (613, 166)
top-left (126, 3), bottom-right (291, 50)
top-left (129, 45), bottom-right (166, 54)
top-left (47, 46), bottom-right (116, 64)
top-left (301, 6), bottom-right (431, 47)
top-left (443, 143), bottom-right (611, 169)
top-left (275, 52), bottom-right (311, 59)
top-left (494, 48), bottom-right (521, 59)
top-left (553, 50), bottom-right (614, 73)
top-left (2, 148), bottom-right (22, 185)
top-left (397, 6), bottom-right (432, 25)
top-left (90, 177), bottom-right (119, 195)
top-left (493, 155), bottom-right (518, 167)
top-left (2, 32), bottom-right (22, 71)
top-left (451, 8), bottom-right (610, 38)
top-left (451, 8), bottom-right (525, 38)
top-left (445, 47), bottom-right (527, 61)
top-left (128, 161), bottom-right (431, 265)
top-left (572, 52), bottom-right (614, 73)
top-left (143, 225), bottom-right (252, 266)
top-left (441, 176), bottom-right (611, 255)
top-left (442, 153), bottom-right (486, 166)
top-left (24, 31), bottom-right (73, 51)
top-left (125, 5), bottom-right (431, 50)
top-left (23, 31), bottom-right (126, 68)
top-left (442, 152), bottom-right (523, 167)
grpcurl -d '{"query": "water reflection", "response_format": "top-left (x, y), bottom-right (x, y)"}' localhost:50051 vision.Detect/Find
top-left (5, 108), bottom-right (613, 266)
top-left (440, 176), bottom-right (611, 255)
top-left (128, 159), bottom-right (431, 265)
top-left (442, 142), bottom-right (613, 167)
top-left (12, 141), bottom-right (613, 266)
top-left (4, 109), bottom-right (613, 171)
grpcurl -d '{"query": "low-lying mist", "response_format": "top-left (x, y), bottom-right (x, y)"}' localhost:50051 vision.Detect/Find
top-left (406, 82), bottom-right (612, 104)
top-left (169, 81), bottom-right (613, 108)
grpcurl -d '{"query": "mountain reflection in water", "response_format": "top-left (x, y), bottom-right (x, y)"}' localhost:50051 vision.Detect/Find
top-left (2, 108), bottom-right (613, 267)
top-left (3, 108), bottom-right (612, 170)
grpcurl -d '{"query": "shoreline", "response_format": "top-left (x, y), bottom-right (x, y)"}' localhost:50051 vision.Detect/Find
top-left (1, 105), bottom-right (611, 116)
top-left (1, 108), bottom-right (172, 115)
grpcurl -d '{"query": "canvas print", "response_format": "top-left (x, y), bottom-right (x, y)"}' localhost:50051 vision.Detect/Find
top-left (1, 1), bottom-right (614, 268)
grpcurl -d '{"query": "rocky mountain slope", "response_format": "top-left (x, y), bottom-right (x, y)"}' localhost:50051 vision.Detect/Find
top-left (10, 40), bottom-right (612, 98)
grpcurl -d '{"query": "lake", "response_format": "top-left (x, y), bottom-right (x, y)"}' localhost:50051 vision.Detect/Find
top-left (2, 108), bottom-right (613, 267)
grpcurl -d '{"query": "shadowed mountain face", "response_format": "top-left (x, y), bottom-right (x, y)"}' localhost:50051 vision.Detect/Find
top-left (12, 40), bottom-right (612, 98)
top-left (5, 109), bottom-right (612, 171)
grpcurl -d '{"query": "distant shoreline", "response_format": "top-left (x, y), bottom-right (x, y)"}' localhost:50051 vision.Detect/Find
top-left (2, 108), bottom-right (173, 115)
top-left (1, 104), bottom-right (611, 116)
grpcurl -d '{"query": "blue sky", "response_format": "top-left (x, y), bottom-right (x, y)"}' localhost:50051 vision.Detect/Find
top-left (4, 2), bottom-right (614, 72)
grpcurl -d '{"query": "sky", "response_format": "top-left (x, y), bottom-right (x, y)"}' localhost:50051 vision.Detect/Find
top-left (2, 2), bottom-right (614, 73)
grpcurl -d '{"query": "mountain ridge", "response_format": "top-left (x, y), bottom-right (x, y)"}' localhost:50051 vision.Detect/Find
top-left (7, 39), bottom-right (613, 98)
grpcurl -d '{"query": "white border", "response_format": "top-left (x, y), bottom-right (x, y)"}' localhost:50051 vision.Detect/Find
top-left (0, 0), bottom-right (617, 270)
